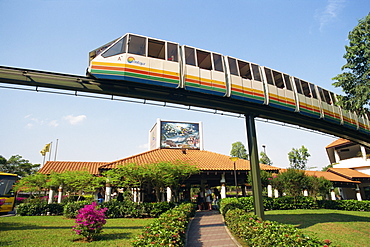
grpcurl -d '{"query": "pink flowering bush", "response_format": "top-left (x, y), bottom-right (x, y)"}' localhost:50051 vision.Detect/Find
top-left (72, 201), bottom-right (108, 241)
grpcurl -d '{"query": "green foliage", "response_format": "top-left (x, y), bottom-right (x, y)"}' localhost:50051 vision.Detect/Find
top-left (13, 173), bottom-right (48, 196)
top-left (132, 203), bottom-right (195, 247)
top-left (225, 208), bottom-right (335, 247)
top-left (272, 169), bottom-right (332, 199)
top-left (247, 170), bottom-right (273, 188)
top-left (272, 169), bottom-right (308, 197)
top-left (104, 161), bottom-right (199, 202)
top-left (333, 13), bottom-right (370, 115)
top-left (230, 141), bottom-right (249, 160)
top-left (0, 155), bottom-right (40, 177)
top-left (288, 145), bottom-right (310, 170)
top-left (63, 200), bottom-right (175, 219)
top-left (51, 170), bottom-right (105, 198)
top-left (17, 202), bottom-right (63, 216)
top-left (259, 151), bottom-right (273, 165)
top-left (220, 196), bottom-right (370, 213)
top-left (63, 201), bottom-right (92, 218)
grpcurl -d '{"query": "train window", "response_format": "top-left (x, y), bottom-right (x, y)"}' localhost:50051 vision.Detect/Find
top-left (330, 92), bottom-right (337, 104)
top-left (264, 68), bottom-right (274, 85)
top-left (228, 57), bottom-right (239, 76)
top-left (197, 50), bottom-right (212, 70)
top-left (167, 42), bottom-right (178, 62)
top-left (213, 54), bottom-right (223, 72)
top-left (301, 80), bottom-right (311, 97)
top-left (309, 83), bottom-right (318, 99)
top-left (272, 70), bottom-right (284, 89)
top-left (148, 39), bottom-right (165, 60)
top-left (283, 74), bottom-right (292, 91)
top-left (294, 78), bottom-right (303, 94)
top-left (238, 60), bottom-right (252, 79)
top-left (102, 36), bottom-right (126, 58)
top-left (251, 64), bottom-right (262, 81)
top-left (185, 46), bottom-right (196, 66)
top-left (128, 35), bottom-right (146, 56)
top-left (323, 89), bottom-right (332, 104)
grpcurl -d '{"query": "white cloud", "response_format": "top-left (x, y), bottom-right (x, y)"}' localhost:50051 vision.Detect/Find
top-left (316, 0), bottom-right (345, 32)
top-left (48, 120), bottom-right (59, 127)
top-left (63, 114), bottom-right (87, 125)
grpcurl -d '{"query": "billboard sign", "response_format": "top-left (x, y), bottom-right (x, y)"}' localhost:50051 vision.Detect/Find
top-left (160, 121), bottom-right (201, 149)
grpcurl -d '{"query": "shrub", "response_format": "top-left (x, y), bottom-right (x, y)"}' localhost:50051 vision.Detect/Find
top-left (16, 202), bottom-right (63, 216)
top-left (225, 208), bottom-right (335, 247)
top-left (72, 201), bottom-right (108, 241)
top-left (63, 201), bottom-right (91, 218)
top-left (132, 203), bottom-right (195, 247)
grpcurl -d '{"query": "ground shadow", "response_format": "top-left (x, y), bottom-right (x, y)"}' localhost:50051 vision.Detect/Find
top-left (265, 212), bottom-right (370, 229)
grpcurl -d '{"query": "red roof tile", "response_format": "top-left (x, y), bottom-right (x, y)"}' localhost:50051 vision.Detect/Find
top-left (38, 161), bottom-right (108, 175)
top-left (327, 168), bottom-right (370, 180)
top-left (304, 170), bottom-right (360, 183)
top-left (325, 138), bottom-right (353, 149)
top-left (100, 149), bottom-right (280, 171)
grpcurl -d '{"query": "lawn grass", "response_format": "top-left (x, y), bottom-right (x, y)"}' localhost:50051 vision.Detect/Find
top-left (0, 216), bottom-right (154, 247)
top-left (265, 209), bottom-right (370, 247)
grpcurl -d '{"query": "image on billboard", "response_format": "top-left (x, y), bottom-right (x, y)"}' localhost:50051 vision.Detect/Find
top-left (160, 121), bottom-right (200, 149)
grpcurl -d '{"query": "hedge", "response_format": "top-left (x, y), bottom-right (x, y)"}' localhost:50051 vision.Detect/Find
top-left (132, 203), bottom-right (195, 247)
top-left (220, 196), bottom-right (370, 216)
top-left (225, 208), bottom-right (335, 247)
top-left (17, 200), bottom-right (175, 218)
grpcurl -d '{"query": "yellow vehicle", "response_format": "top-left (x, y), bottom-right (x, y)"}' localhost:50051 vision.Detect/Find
top-left (0, 172), bottom-right (17, 214)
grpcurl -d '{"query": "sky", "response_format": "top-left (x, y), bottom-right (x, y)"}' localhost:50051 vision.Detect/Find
top-left (0, 0), bottom-right (369, 170)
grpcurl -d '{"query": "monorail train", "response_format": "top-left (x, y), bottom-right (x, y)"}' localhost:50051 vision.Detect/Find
top-left (88, 33), bottom-right (370, 136)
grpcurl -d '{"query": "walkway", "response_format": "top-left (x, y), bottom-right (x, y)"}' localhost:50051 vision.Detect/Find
top-left (186, 210), bottom-right (241, 247)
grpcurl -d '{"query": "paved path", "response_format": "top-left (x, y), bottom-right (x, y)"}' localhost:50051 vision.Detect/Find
top-left (186, 210), bottom-right (241, 247)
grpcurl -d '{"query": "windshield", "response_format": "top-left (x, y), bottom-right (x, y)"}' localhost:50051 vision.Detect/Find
top-left (0, 175), bottom-right (17, 197)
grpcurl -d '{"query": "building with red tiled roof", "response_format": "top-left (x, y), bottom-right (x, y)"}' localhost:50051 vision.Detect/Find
top-left (325, 138), bottom-right (370, 200)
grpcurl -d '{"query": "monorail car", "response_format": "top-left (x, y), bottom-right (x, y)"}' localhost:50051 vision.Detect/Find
top-left (87, 33), bottom-right (370, 137)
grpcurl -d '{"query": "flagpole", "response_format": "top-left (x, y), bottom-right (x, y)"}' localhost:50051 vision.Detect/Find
top-left (54, 139), bottom-right (59, 161)
top-left (48, 142), bottom-right (53, 161)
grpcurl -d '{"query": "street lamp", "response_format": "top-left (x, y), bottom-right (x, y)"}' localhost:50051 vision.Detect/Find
top-left (230, 157), bottom-right (239, 198)
top-left (262, 145), bottom-right (266, 154)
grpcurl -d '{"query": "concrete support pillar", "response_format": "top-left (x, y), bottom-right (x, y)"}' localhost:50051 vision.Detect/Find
top-left (220, 174), bottom-right (226, 199)
top-left (166, 187), bottom-right (172, 202)
top-left (334, 150), bottom-right (341, 163)
top-left (105, 184), bottom-right (112, 202)
top-left (356, 185), bottom-right (362, 201)
top-left (267, 185), bottom-right (273, 198)
top-left (57, 185), bottom-right (63, 204)
top-left (274, 189), bottom-right (279, 198)
top-left (361, 146), bottom-right (367, 160)
top-left (303, 189), bottom-right (308, 196)
top-left (48, 189), bottom-right (55, 204)
top-left (245, 114), bottom-right (265, 220)
top-left (331, 187), bottom-right (336, 200)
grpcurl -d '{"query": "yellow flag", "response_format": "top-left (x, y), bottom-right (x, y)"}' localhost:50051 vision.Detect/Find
top-left (40, 143), bottom-right (51, 156)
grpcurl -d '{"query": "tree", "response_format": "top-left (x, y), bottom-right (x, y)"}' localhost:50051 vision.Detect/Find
top-left (332, 13), bottom-right (370, 115)
top-left (288, 145), bottom-right (310, 170)
top-left (259, 152), bottom-right (273, 166)
top-left (272, 169), bottom-right (308, 198)
top-left (103, 161), bottom-right (199, 202)
top-left (272, 169), bottom-right (331, 199)
top-left (13, 173), bottom-right (48, 197)
top-left (230, 141), bottom-right (249, 160)
top-left (0, 155), bottom-right (40, 177)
